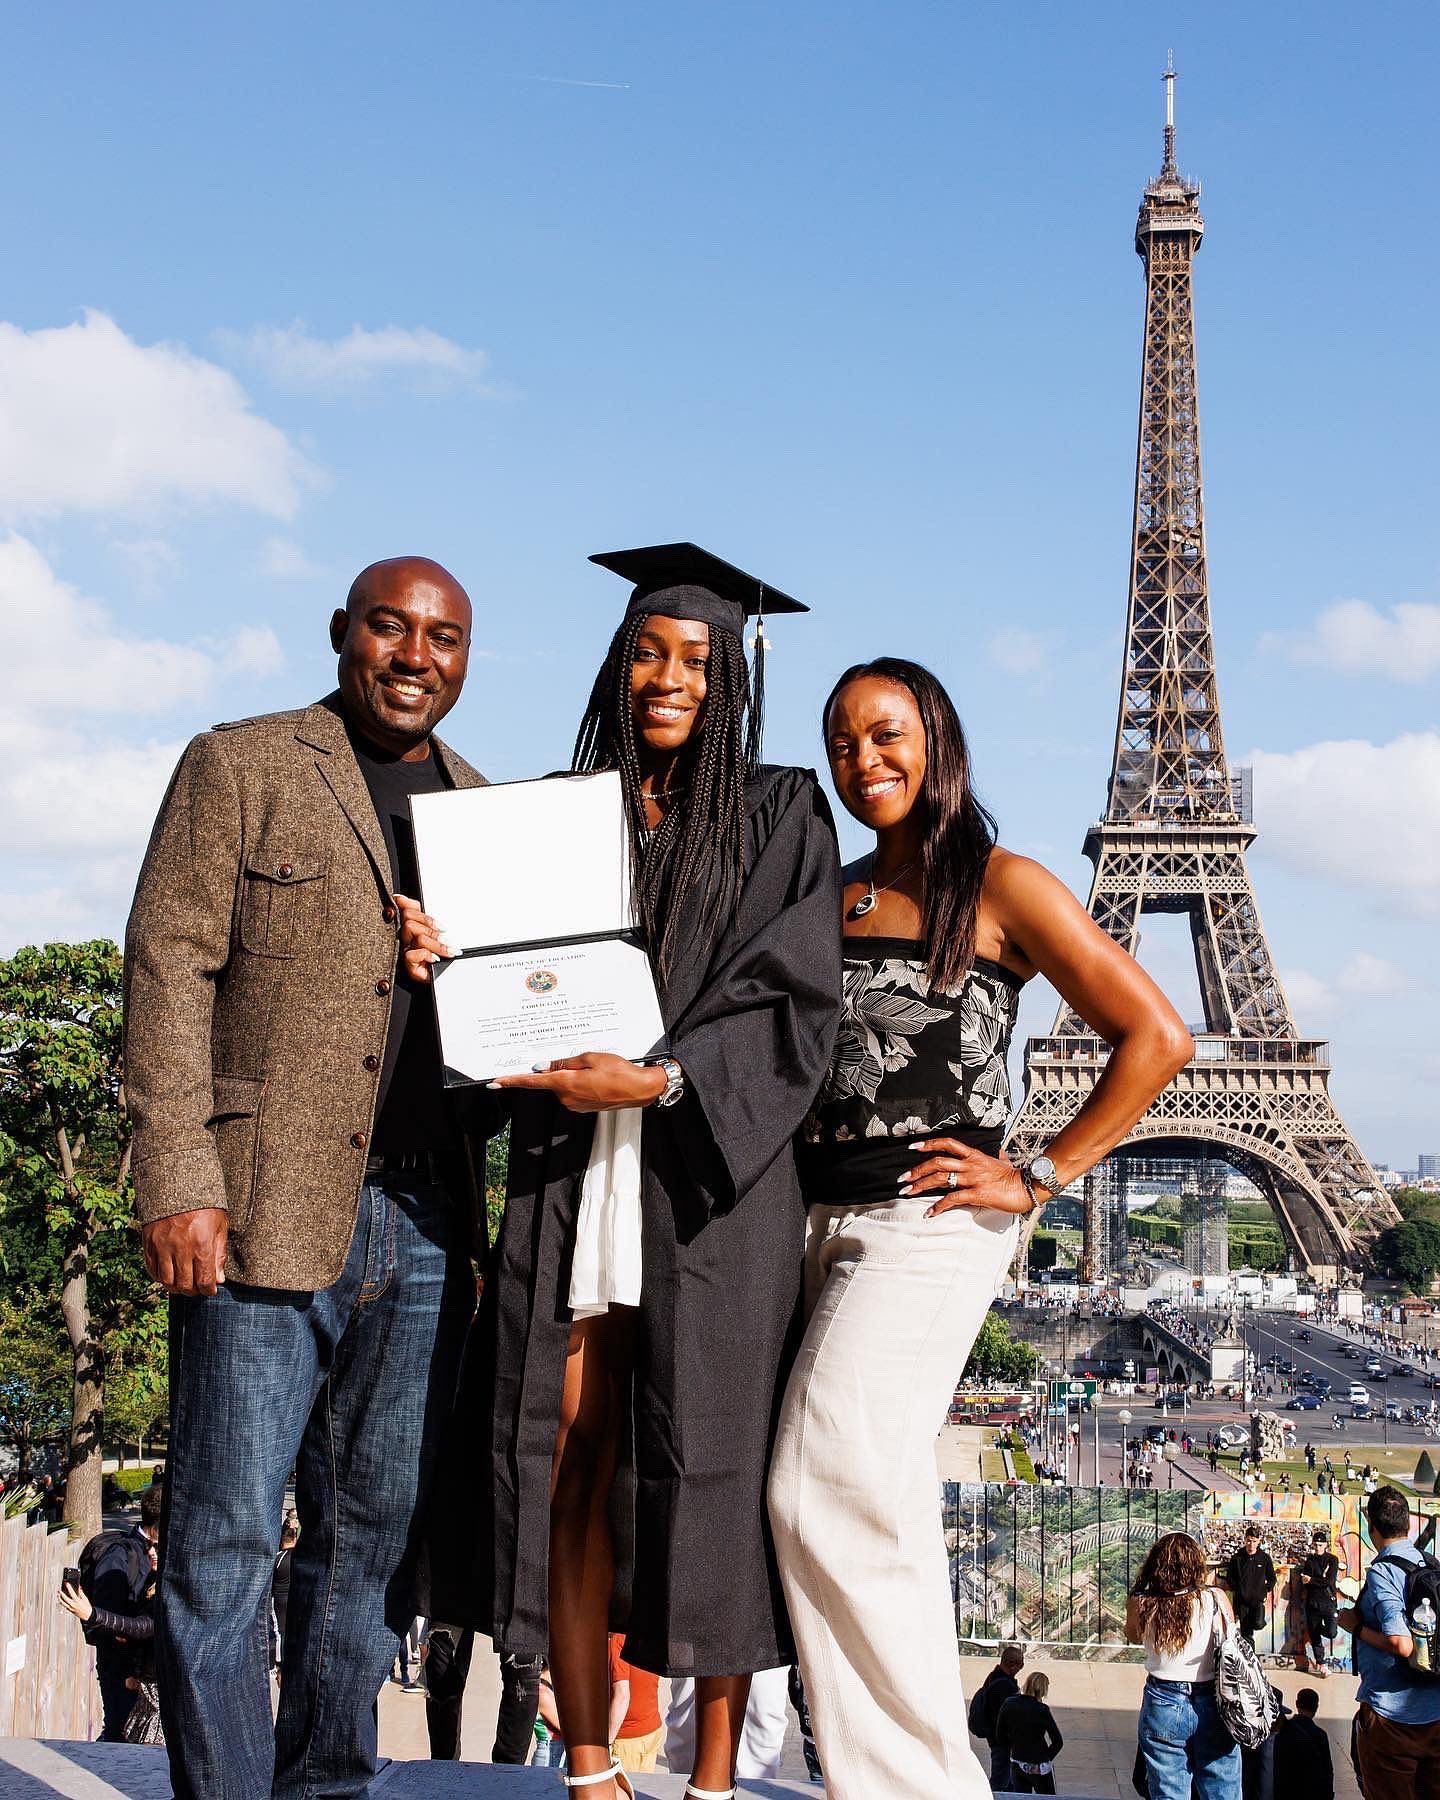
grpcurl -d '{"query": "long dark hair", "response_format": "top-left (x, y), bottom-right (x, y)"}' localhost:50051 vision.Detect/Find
top-left (1131, 1532), bottom-right (1210, 1656)
top-left (572, 609), bottom-right (760, 981)
top-left (822, 657), bottom-right (997, 994)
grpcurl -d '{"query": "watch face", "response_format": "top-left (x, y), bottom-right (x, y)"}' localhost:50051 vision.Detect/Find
top-left (1033, 1157), bottom-right (1058, 1188)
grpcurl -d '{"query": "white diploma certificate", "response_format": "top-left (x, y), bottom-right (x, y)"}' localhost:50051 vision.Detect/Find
top-left (410, 772), bottom-right (667, 1084)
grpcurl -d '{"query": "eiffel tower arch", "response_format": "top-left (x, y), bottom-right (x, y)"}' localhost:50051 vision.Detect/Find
top-left (1006, 67), bottom-right (1397, 1282)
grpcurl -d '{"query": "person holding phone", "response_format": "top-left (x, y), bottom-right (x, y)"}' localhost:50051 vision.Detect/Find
top-left (58, 1486), bottom-right (163, 1740)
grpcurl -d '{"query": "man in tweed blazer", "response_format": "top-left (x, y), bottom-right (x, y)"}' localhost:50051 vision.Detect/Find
top-left (125, 556), bottom-right (485, 1799)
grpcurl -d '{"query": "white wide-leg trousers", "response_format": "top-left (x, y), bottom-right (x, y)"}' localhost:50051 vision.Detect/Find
top-left (768, 1196), bottom-right (1017, 1800)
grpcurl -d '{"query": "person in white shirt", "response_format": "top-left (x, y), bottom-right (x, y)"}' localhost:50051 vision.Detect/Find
top-left (1126, 1533), bottom-right (1241, 1800)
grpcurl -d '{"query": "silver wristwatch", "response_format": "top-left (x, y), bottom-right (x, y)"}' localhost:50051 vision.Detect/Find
top-left (1020, 1154), bottom-right (1060, 1212)
top-left (654, 1056), bottom-right (685, 1108)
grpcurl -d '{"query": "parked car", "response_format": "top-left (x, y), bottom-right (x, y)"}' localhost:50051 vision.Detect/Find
top-left (1287, 1392), bottom-right (1322, 1410)
top-left (1143, 1425), bottom-right (1168, 1445)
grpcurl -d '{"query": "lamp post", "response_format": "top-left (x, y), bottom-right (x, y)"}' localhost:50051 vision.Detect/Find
top-left (1118, 1407), bottom-right (1133, 1486)
top-left (1164, 1438), bottom-right (1179, 1491)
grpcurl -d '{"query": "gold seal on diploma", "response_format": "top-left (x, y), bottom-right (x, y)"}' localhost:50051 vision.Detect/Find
top-left (525, 969), bottom-right (559, 995)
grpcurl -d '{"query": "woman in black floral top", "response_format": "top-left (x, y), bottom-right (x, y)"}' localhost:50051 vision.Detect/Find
top-left (770, 657), bottom-right (1192, 1800)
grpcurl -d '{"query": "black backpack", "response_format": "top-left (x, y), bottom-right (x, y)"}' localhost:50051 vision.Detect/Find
top-left (967, 1670), bottom-right (998, 1740)
top-left (1374, 1550), bottom-right (1440, 1680)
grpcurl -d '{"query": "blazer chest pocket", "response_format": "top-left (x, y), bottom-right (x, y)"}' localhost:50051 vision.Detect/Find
top-left (239, 853), bottom-right (328, 957)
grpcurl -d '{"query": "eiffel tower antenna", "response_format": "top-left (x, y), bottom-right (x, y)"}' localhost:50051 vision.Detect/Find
top-left (1006, 72), bottom-right (1397, 1283)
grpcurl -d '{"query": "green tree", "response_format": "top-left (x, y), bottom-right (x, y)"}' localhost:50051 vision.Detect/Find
top-left (0, 1298), bottom-right (71, 1476)
top-left (0, 942), bottom-right (161, 1538)
top-left (964, 1311), bottom-right (1041, 1383)
top-left (1370, 1219), bottom-right (1440, 1295)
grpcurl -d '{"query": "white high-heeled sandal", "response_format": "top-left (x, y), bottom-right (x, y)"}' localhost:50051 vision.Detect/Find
top-left (560, 1761), bottom-right (635, 1799)
top-left (683, 1785), bottom-right (737, 1799)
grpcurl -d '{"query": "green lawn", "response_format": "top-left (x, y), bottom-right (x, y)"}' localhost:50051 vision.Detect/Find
top-left (1208, 1442), bottom-right (1422, 1496)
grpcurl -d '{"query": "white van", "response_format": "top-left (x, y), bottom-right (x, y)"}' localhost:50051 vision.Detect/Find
top-left (1348, 1383), bottom-right (1369, 1404)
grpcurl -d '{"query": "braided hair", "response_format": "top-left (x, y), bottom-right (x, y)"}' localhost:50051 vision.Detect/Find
top-left (572, 609), bottom-right (761, 981)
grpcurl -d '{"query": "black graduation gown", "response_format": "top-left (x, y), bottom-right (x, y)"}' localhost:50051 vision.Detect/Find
top-left (435, 764), bottom-right (842, 1677)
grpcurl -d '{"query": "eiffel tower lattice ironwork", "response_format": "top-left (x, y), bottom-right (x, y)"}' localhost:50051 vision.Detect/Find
top-left (1006, 66), bottom-right (1397, 1280)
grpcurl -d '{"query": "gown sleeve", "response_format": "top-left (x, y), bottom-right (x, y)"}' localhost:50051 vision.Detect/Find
top-left (653, 767), bottom-right (842, 1212)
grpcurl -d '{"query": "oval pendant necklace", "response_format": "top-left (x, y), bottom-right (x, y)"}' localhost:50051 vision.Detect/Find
top-left (853, 854), bottom-right (917, 918)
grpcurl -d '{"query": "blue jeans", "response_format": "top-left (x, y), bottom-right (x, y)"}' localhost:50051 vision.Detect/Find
top-left (156, 1176), bottom-right (473, 1799)
top-left (1138, 1677), bottom-right (1241, 1800)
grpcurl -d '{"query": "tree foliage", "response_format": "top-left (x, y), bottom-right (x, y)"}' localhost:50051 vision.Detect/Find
top-left (964, 1311), bottom-right (1041, 1383)
top-left (1370, 1219), bottom-right (1440, 1296)
top-left (0, 941), bottom-right (162, 1537)
top-left (0, 1298), bottom-right (71, 1474)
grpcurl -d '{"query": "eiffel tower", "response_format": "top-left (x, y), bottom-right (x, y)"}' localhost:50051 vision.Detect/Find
top-left (1006, 65), bottom-right (1397, 1282)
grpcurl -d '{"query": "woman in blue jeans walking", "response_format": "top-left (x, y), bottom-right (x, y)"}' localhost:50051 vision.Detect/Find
top-left (1126, 1533), bottom-right (1241, 1800)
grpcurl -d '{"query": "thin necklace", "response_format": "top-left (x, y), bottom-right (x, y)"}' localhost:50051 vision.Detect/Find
top-left (853, 853), bottom-right (918, 918)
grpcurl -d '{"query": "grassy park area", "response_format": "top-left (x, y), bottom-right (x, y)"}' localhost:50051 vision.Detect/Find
top-left (1207, 1441), bottom-right (1425, 1497)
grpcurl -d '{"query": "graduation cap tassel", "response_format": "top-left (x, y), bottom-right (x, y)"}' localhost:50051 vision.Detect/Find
top-left (748, 587), bottom-right (767, 766)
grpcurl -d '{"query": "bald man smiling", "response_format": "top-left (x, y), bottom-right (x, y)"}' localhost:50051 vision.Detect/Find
top-left (124, 557), bottom-right (488, 1799)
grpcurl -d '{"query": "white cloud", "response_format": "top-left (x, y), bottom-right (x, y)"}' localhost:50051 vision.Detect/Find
top-left (988, 627), bottom-right (1055, 678)
top-left (1336, 951), bottom-right (1409, 998)
top-left (260, 536), bottom-right (328, 581)
top-left (0, 538), bottom-right (289, 949)
top-left (111, 536), bottom-right (181, 594)
top-left (1262, 599), bottom-right (1440, 684)
top-left (1249, 732), bottom-right (1440, 914)
top-left (225, 322), bottom-right (493, 392)
top-left (0, 532), bottom-right (285, 719)
top-left (1281, 968), bottom-right (1333, 1017)
top-left (0, 311), bottom-right (314, 521)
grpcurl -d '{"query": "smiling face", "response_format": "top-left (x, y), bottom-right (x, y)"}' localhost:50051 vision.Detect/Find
top-left (825, 674), bottom-right (928, 831)
top-left (331, 557), bottom-right (471, 755)
top-left (628, 613), bottom-right (710, 759)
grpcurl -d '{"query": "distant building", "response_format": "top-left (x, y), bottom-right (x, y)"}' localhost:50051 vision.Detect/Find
top-left (1419, 1154), bottom-right (1440, 1181)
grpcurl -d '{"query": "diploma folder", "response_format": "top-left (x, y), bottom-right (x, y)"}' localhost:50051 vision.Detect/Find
top-left (409, 771), bottom-right (668, 1085)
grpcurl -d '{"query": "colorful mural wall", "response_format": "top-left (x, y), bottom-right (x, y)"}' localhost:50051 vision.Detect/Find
top-left (946, 1482), bottom-right (1440, 1654)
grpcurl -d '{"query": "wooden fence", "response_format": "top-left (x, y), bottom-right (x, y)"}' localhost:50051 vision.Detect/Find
top-left (0, 1514), bottom-right (98, 1738)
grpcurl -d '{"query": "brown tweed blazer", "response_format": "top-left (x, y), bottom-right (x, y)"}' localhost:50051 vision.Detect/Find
top-left (123, 693), bottom-right (486, 1290)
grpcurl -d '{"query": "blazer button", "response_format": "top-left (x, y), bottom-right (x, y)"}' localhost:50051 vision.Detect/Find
top-left (350, 1131), bottom-right (367, 1150)
top-left (382, 903), bottom-right (397, 923)
top-left (277, 863), bottom-right (294, 880)
top-left (375, 978), bottom-right (391, 995)
top-left (363, 1054), bottom-right (380, 1071)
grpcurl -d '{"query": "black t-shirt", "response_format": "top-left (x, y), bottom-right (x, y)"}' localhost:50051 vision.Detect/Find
top-left (1302, 1551), bottom-right (1339, 1610)
top-left (348, 727), bottom-right (454, 1156)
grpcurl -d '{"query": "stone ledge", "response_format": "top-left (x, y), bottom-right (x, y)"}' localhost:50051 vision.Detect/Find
top-left (0, 1742), bottom-right (1109, 1798)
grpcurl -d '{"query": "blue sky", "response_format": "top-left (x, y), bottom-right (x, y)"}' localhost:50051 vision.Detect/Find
top-left (2, 3), bottom-right (1435, 1165)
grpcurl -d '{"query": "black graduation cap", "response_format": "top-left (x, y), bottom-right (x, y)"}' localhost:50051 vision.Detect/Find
top-left (588, 541), bottom-right (808, 645)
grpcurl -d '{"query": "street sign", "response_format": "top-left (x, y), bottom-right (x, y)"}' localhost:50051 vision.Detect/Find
top-left (1050, 1378), bottom-right (1098, 1403)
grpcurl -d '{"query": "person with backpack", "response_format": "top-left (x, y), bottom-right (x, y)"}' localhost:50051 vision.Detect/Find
top-left (1337, 1483), bottom-right (1440, 1797)
top-left (994, 1669), bottom-right (1064, 1793)
top-left (968, 1643), bottom-right (1025, 1790)
top-left (57, 1486), bottom-right (163, 1740)
top-left (1126, 1531), bottom-right (1241, 1800)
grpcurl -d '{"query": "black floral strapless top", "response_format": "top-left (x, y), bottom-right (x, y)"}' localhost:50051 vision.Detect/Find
top-left (801, 937), bottom-right (1024, 1207)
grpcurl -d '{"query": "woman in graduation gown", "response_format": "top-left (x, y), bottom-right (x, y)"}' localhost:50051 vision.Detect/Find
top-left (404, 545), bottom-right (842, 1800)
